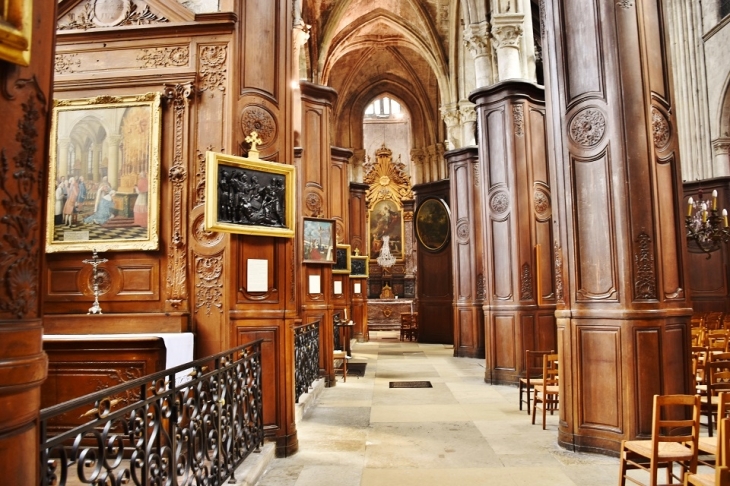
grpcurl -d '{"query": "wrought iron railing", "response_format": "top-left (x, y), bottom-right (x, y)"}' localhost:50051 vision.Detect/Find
top-left (40, 340), bottom-right (264, 486)
top-left (294, 320), bottom-right (320, 403)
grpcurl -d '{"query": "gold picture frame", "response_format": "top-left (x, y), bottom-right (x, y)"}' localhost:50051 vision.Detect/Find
top-left (45, 93), bottom-right (162, 253)
top-left (204, 151), bottom-right (296, 238)
top-left (349, 254), bottom-right (369, 278)
top-left (302, 218), bottom-right (336, 264)
top-left (368, 199), bottom-right (404, 261)
top-left (0, 0), bottom-right (32, 65)
top-left (333, 244), bottom-right (351, 274)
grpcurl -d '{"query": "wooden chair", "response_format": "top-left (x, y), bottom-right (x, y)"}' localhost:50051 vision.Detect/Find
top-left (698, 392), bottom-right (730, 469)
top-left (618, 394), bottom-right (700, 486)
top-left (399, 313), bottom-right (418, 342)
top-left (702, 358), bottom-right (730, 437)
top-left (531, 353), bottom-right (559, 429)
top-left (333, 349), bottom-right (347, 382)
top-left (685, 417), bottom-right (730, 486)
top-left (519, 350), bottom-right (553, 414)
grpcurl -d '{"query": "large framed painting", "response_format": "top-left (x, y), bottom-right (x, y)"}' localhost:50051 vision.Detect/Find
top-left (45, 93), bottom-right (162, 253)
top-left (368, 199), bottom-right (404, 260)
top-left (204, 151), bottom-right (295, 237)
top-left (333, 244), bottom-right (351, 274)
top-left (303, 218), bottom-right (336, 264)
top-left (415, 197), bottom-right (451, 252)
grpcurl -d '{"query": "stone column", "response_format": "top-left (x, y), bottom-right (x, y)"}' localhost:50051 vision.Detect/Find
top-left (446, 146), bottom-right (485, 358)
top-left (491, 14), bottom-right (524, 81)
top-left (459, 102), bottom-right (477, 147)
top-left (470, 82), bottom-right (556, 383)
top-left (543, 0), bottom-right (692, 454)
top-left (463, 20), bottom-right (494, 88)
top-left (436, 143), bottom-right (446, 180)
top-left (350, 148), bottom-right (366, 183)
top-left (713, 138), bottom-right (730, 177)
top-left (92, 142), bottom-right (102, 181)
top-left (410, 148), bottom-right (426, 185)
top-left (440, 103), bottom-right (461, 150)
top-left (57, 138), bottom-right (70, 178)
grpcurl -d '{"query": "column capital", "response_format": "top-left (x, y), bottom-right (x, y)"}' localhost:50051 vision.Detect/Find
top-left (293, 20), bottom-right (311, 50)
top-left (459, 101), bottom-right (477, 123)
top-left (410, 148), bottom-right (426, 164)
top-left (491, 14), bottom-right (524, 49)
top-left (713, 137), bottom-right (730, 155)
top-left (463, 20), bottom-right (491, 58)
top-left (440, 104), bottom-right (460, 128)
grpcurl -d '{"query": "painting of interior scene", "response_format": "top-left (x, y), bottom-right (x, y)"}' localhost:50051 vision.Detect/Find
top-left (48, 95), bottom-right (159, 250)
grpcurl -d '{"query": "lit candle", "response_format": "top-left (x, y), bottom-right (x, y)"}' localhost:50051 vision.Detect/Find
top-left (688, 197), bottom-right (694, 217)
top-left (701, 202), bottom-right (708, 222)
top-left (344, 308), bottom-right (348, 320)
top-left (713, 190), bottom-right (718, 210)
top-left (724, 209), bottom-right (728, 228)
top-left (410, 301), bottom-right (414, 315)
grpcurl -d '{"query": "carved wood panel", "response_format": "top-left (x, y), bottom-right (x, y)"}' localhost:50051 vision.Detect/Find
top-left (577, 327), bottom-right (621, 430)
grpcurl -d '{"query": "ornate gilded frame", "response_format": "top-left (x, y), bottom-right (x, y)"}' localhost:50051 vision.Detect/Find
top-left (204, 151), bottom-right (296, 238)
top-left (0, 0), bottom-right (32, 65)
top-left (45, 93), bottom-right (162, 253)
top-left (333, 244), bottom-right (351, 274)
top-left (302, 217), bottom-right (336, 264)
top-left (349, 254), bottom-right (369, 279)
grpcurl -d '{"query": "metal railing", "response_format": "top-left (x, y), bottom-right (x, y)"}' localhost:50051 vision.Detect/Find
top-left (294, 320), bottom-right (320, 403)
top-left (40, 340), bottom-right (264, 486)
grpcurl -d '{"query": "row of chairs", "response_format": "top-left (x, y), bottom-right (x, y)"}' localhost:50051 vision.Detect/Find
top-left (692, 312), bottom-right (730, 331)
top-left (693, 349), bottom-right (730, 437)
top-left (618, 392), bottom-right (730, 486)
top-left (518, 350), bottom-right (559, 429)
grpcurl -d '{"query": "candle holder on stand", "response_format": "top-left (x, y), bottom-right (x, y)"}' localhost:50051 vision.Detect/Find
top-left (83, 249), bottom-right (108, 314)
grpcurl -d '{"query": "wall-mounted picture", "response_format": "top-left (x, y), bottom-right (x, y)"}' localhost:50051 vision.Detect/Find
top-left (333, 244), bottom-right (351, 274)
top-left (349, 254), bottom-right (369, 278)
top-left (368, 199), bottom-right (404, 260)
top-left (204, 151), bottom-right (296, 238)
top-left (303, 218), bottom-right (336, 264)
top-left (415, 197), bottom-right (451, 252)
top-left (45, 93), bottom-right (162, 253)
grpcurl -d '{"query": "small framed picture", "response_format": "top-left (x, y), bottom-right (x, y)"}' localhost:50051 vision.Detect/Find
top-left (349, 254), bottom-right (369, 278)
top-left (333, 244), bottom-right (351, 274)
top-left (303, 218), bottom-right (336, 264)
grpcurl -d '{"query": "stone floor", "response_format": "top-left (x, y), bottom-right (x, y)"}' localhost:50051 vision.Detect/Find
top-left (253, 331), bottom-right (632, 486)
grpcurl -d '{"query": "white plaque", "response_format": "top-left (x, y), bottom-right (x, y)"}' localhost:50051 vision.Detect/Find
top-left (308, 274), bottom-right (321, 294)
top-left (353, 282), bottom-right (361, 294)
top-left (63, 230), bottom-right (90, 241)
top-left (333, 280), bottom-right (342, 295)
top-left (247, 259), bottom-right (268, 292)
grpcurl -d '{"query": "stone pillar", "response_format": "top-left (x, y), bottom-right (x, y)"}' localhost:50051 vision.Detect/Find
top-left (491, 14), bottom-right (524, 81)
top-left (402, 199), bottom-right (416, 299)
top-left (350, 148), bottom-right (366, 183)
top-left (410, 148), bottom-right (426, 185)
top-left (459, 101), bottom-right (477, 147)
top-left (543, 0), bottom-right (692, 454)
top-left (92, 142), bottom-right (102, 181)
top-left (713, 138), bottom-right (730, 177)
top-left (463, 20), bottom-right (494, 88)
top-left (446, 146), bottom-right (485, 358)
top-left (470, 81), bottom-right (557, 384)
top-left (441, 103), bottom-right (461, 150)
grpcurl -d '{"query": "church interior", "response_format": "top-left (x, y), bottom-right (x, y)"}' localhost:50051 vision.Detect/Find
top-left (2, 0), bottom-right (730, 483)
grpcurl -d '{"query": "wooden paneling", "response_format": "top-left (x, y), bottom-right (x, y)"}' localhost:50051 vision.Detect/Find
top-left (241, 1), bottom-right (279, 98)
top-left (578, 327), bottom-right (620, 430)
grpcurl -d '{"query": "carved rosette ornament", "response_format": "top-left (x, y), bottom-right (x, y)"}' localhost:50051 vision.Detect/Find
top-left (634, 230), bottom-right (657, 300)
top-left (490, 191), bottom-right (510, 215)
top-left (58, 0), bottom-right (168, 30)
top-left (304, 192), bottom-right (324, 217)
top-left (163, 83), bottom-right (194, 308)
top-left (651, 107), bottom-right (670, 149)
top-left (456, 218), bottom-right (470, 244)
top-left (193, 214), bottom-right (223, 247)
top-left (240, 105), bottom-right (276, 149)
top-left (569, 108), bottom-right (606, 147)
top-left (199, 45), bottom-right (228, 92)
top-left (194, 253), bottom-right (224, 316)
top-left (534, 189), bottom-right (551, 218)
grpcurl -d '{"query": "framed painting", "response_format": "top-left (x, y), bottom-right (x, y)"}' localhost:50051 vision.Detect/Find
top-left (204, 151), bottom-right (295, 237)
top-left (368, 199), bottom-right (404, 260)
top-left (333, 244), bottom-right (351, 274)
top-left (303, 218), bottom-right (336, 264)
top-left (45, 93), bottom-right (162, 253)
top-left (415, 197), bottom-right (451, 252)
top-left (349, 254), bottom-right (369, 278)
top-left (0, 0), bottom-right (32, 65)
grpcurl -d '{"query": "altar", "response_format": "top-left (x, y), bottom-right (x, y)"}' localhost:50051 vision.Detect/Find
top-left (367, 299), bottom-right (414, 331)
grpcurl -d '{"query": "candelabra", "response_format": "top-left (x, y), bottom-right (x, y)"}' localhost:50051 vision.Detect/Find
top-left (83, 249), bottom-right (108, 314)
top-left (376, 234), bottom-right (396, 268)
top-left (685, 189), bottom-right (730, 258)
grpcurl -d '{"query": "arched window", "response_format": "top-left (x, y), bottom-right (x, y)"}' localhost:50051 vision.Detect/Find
top-left (364, 96), bottom-right (403, 120)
